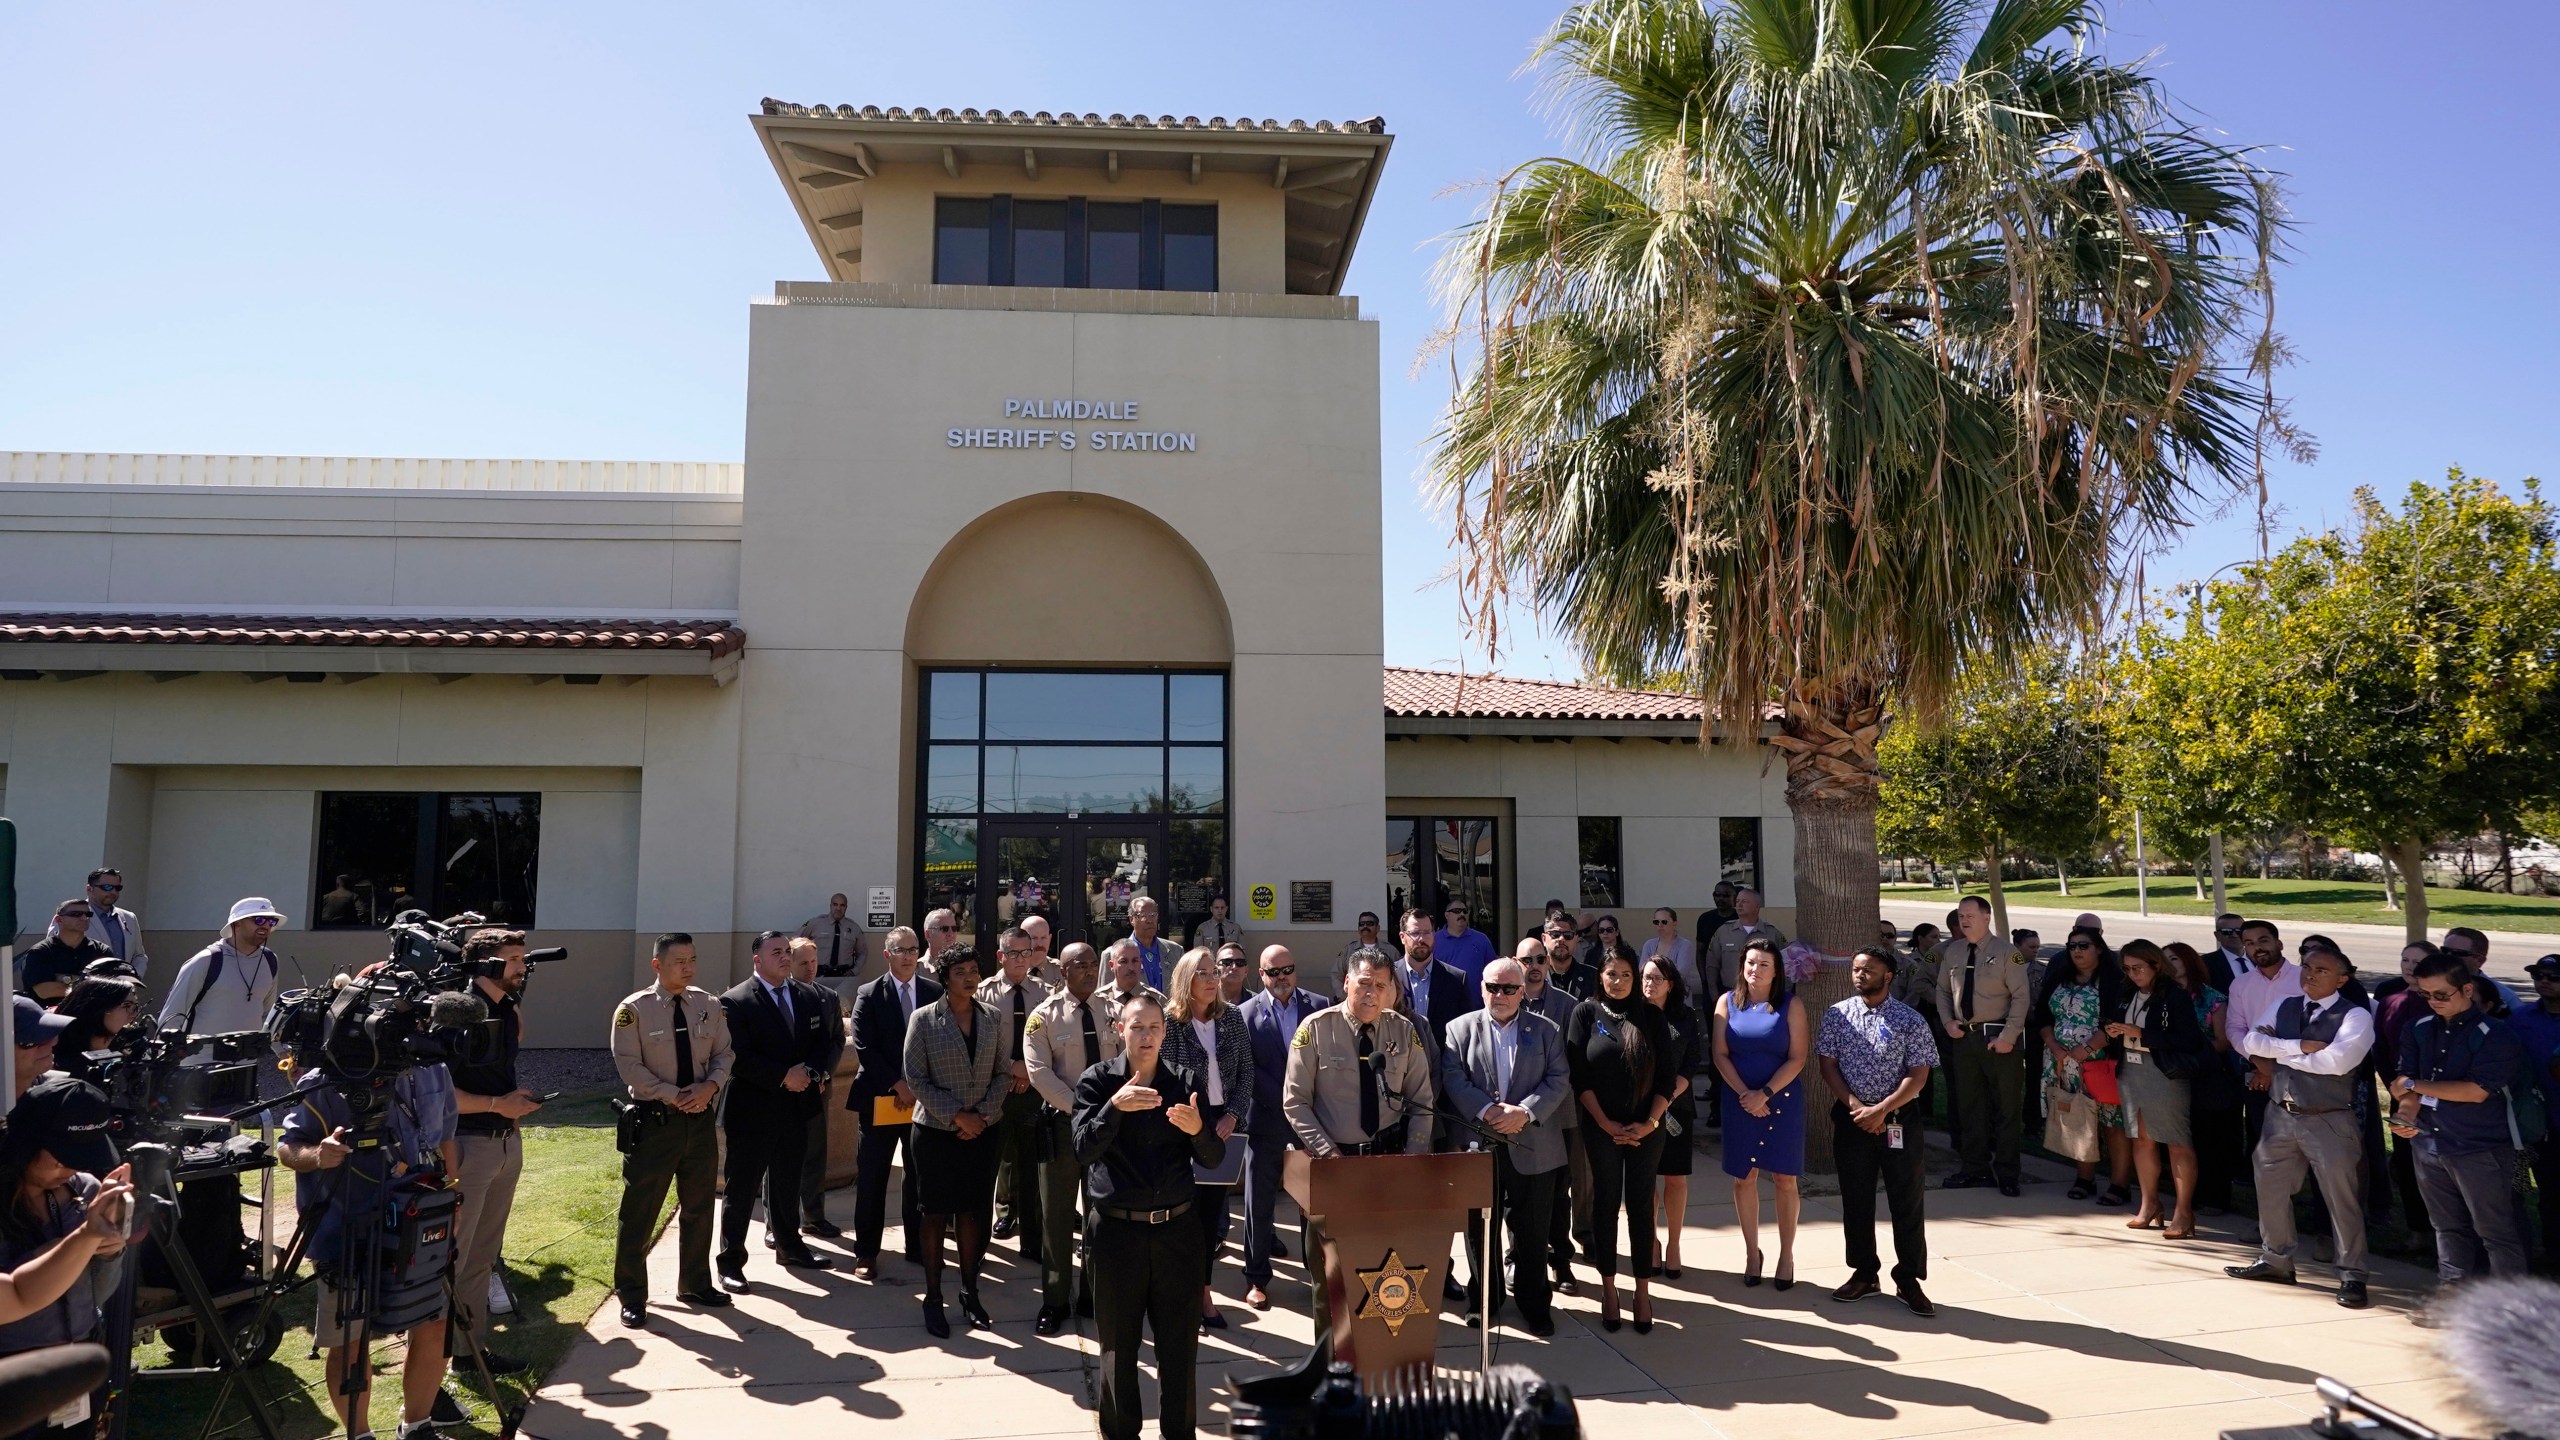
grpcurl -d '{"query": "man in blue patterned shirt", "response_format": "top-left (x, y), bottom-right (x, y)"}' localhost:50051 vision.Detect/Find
top-left (1817, 945), bottom-right (1942, 1317)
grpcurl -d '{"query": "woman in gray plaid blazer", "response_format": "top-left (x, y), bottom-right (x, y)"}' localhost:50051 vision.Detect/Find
top-left (1161, 947), bottom-right (1255, 1330)
top-left (904, 944), bottom-right (1012, 1337)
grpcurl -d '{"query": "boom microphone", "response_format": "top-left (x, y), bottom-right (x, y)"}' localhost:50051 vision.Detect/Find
top-left (0, 1344), bottom-right (108, 1438)
top-left (2442, 1276), bottom-right (2560, 1440)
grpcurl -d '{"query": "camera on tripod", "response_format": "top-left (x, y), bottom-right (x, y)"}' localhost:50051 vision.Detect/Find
top-left (266, 909), bottom-right (564, 1087)
top-left (83, 1017), bottom-right (269, 1147)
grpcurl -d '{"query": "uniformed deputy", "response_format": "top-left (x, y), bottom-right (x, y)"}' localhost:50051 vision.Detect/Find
top-left (1101, 938), bottom-right (1167, 1021)
top-left (609, 932), bottom-right (736, 1329)
top-left (1702, 888), bottom-right (1787, 1009)
top-left (1023, 941), bottom-right (1120, 1335)
top-left (1935, 894), bottom-right (2031, 1194)
top-left (1280, 944), bottom-right (1434, 1334)
top-left (979, 925), bottom-right (1052, 1256)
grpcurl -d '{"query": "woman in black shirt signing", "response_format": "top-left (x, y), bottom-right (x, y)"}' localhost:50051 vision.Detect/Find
top-left (1567, 943), bottom-right (1679, 1333)
top-left (1072, 991), bottom-right (1225, 1440)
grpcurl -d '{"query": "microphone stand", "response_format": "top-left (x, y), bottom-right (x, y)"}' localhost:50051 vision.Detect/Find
top-left (1436, 1109), bottom-right (1522, 1375)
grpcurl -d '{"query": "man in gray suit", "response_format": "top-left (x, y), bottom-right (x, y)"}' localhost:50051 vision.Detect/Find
top-left (1440, 956), bottom-right (1571, 1336)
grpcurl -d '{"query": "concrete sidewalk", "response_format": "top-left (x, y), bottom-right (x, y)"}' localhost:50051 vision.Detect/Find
top-left (522, 1135), bottom-right (2485, 1440)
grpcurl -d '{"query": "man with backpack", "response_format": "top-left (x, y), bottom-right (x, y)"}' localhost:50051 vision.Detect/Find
top-left (2392, 951), bottom-right (2535, 1314)
top-left (156, 898), bottom-right (286, 1039)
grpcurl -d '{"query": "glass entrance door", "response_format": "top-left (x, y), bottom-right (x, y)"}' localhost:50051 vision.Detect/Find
top-left (978, 820), bottom-right (1160, 955)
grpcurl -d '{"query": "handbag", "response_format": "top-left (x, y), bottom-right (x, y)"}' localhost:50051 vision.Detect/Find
top-left (2042, 1082), bottom-right (2101, 1163)
top-left (2080, 1058), bottom-right (2122, 1107)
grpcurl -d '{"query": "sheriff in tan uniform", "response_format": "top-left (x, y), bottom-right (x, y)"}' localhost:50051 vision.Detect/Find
top-left (978, 927), bottom-right (1054, 1252)
top-left (608, 935), bottom-right (736, 1325)
top-left (1019, 942), bottom-right (1124, 1330)
top-left (1281, 948), bottom-right (1435, 1334)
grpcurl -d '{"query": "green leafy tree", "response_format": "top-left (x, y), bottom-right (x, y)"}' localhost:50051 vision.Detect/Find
top-left (1431, 0), bottom-right (2288, 979)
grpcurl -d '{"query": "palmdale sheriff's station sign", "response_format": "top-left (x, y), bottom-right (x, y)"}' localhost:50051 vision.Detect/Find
top-left (946, 399), bottom-right (1197, 453)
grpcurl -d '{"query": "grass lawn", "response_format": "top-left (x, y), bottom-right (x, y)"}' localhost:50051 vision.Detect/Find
top-left (129, 1094), bottom-right (626, 1440)
top-left (1882, 874), bottom-right (2560, 935)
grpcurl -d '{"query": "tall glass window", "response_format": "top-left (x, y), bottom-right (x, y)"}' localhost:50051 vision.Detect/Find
top-left (313, 792), bottom-right (540, 928)
top-left (1087, 202), bottom-right (1143, 288)
top-left (1012, 199), bottom-right (1070, 287)
top-left (1719, 817), bottom-right (1764, 894)
top-left (934, 199), bottom-right (993, 285)
top-left (1384, 814), bottom-right (1504, 951)
top-left (1161, 204), bottom-right (1219, 291)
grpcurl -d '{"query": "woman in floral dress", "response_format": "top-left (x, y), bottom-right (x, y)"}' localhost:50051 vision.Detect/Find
top-left (2032, 926), bottom-right (2131, 1204)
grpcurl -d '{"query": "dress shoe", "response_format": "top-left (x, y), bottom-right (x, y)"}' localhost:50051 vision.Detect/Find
top-left (1832, 1275), bottom-right (1881, 1304)
top-left (1246, 1286), bottom-right (1271, 1311)
top-left (1997, 1178), bottom-right (2021, 1198)
top-left (2338, 1280), bottom-right (2371, 1310)
top-left (852, 1258), bottom-right (879, 1281)
top-left (959, 1290), bottom-right (992, 1329)
top-left (2224, 1262), bottom-right (2295, 1286)
top-left (992, 1216), bottom-right (1019, 1240)
top-left (1035, 1307), bottom-right (1067, 1336)
top-left (716, 1269), bottom-right (749, 1294)
top-left (1552, 1272), bottom-right (1579, 1298)
top-left (763, 1231), bottom-right (777, 1249)
top-left (1444, 1275), bottom-right (1469, 1303)
top-left (922, 1299), bottom-right (951, 1339)
top-left (618, 1304), bottom-right (648, 1329)
top-left (676, 1290), bottom-right (732, 1309)
top-left (779, 1249), bottom-right (833, 1270)
top-left (1524, 1310), bottom-right (1556, 1338)
top-left (802, 1219), bottom-right (844, 1239)
top-left (1199, 1308), bottom-right (1229, 1332)
top-left (1941, 1172), bottom-right (1991, 1190)
top-left (1896, 1281), bottom-right (1937, 1318)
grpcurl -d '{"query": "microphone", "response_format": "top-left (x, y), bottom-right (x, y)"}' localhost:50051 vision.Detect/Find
top-left (2442, 1276), bottom-right (2560, 1440)
top-left (0, 1344), bottom-right (108, 1438)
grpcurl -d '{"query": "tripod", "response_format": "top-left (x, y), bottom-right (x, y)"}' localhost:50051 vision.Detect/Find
top-left (102, 1142), bottom-right (284, 1440)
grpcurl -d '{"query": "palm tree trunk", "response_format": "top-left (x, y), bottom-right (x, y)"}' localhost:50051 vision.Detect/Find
top-left (1771, 689), bottom-right (1884, 1176)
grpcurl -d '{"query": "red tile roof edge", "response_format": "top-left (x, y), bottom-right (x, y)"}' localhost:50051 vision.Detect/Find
top-left (1383, 665), bottom-right (1708, 723)
top-left (0, 613), bottom-right (746, 660)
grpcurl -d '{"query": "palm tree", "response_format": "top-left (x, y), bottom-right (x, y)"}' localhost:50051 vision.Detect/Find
top-left (1435, 0), bottom-right (2288, 962)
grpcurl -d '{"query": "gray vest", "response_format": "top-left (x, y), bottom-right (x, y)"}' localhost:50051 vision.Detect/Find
top-left (2269, 995), bottom-right (2355, 1113)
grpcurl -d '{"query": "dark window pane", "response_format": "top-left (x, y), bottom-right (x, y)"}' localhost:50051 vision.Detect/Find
top-left (984, 672), bottom-right (1164, 742)
top-left (439, 794), bottom-right (540, 926)
top-left (984, 746), bottom-right (1161, 814)
top-left (1384, 819), bottom-right (1420, 925)
top-left (1719, 817), bottom-right (1763, 894)
top-left (1013, 199), bottom-right (1068, 287)
top-left (935, 198), bottom-right (992, 285)
top-left (928, 671), bottom-right (981, 740)
top-left (1424, 817), bottom-right (1500, 944)
top-left (1578, 816), bottom-right (1622, 908)
top-left (926, 746), bottom-right (979, 814)
top-left (314, 794), bottom-right (428, 929)
top-left (1168, 746), bottom-right (1224, 815)
top-left (1087, 202), bottom-right (1142, 288)
top-left (1167, 819), bottom-right (1226, 946)
top-left (1168, 673), bottom-right (1224, 741)
top-left (1080, 831), bottom-right (1153, 950)
top-left (922, 819), bottom-right (980, 934)
top-left (1162, 205), bottom-right (1217, 291)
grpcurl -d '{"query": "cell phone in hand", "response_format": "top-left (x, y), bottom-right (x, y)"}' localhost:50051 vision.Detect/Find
top-left (538, 1091), bottom-right (563, 1103)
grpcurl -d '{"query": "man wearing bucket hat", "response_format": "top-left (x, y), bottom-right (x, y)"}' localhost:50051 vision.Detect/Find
top-left (156, 898), bottom-right (286, 1040)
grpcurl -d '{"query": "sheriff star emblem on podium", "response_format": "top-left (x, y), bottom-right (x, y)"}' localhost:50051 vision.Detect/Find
top-left (1354, 1249), bottom-right (1431, 1335)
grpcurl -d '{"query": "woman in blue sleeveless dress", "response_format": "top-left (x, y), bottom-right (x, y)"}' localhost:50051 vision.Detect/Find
top-left (1712, 937), bottom-right (1808, 1288)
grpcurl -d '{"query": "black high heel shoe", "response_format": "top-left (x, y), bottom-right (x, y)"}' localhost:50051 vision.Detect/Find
top-left (1742, 1247), bottom-right (1764, 1287)
top-left (958, 1289), bottom-right (991, 1329)
top-left (1632, 1285), bottom-right (1654, 1335)
top-left (922, 1298), bottom-right (951, 1339)
top-left (1775, 1259), bottom-right (1796, 1292)
top-left (1599, 1283), bottom-right (1622, 1332)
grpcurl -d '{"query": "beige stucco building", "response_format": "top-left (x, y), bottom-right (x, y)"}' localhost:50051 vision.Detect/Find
top-left (0, 104), bottom-right (1793, 1045)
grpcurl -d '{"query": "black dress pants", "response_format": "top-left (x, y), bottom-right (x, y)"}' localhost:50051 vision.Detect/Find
top-left (2192, 1098), bottom-right (2246, 1211)
top-left (854, 1122), bottom-right (921, 1262)
top-left (1462, 1149), bottom-right (1556, 1321)
top-left (1833, 1103), bottom-right (1927, 1285)
top-left (1092, 1210), bottom-right (1206, 1440)
top-left (721, 1098), bottom-right (812, 1267)
top-left (1579, 1124), bottom-right (1665, 1280)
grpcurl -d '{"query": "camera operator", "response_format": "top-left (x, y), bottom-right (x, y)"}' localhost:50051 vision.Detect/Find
top-left (0, 1077), bottom-right (133, 1434)
top-left (275, 1029), bottom-right (462, 1440)
top-left (47, 978), bottom-right (144, 1089)
top-left (156, 899), bottom-right (285, 1041)
top-left (444, 929), bottom-right (540, 1377)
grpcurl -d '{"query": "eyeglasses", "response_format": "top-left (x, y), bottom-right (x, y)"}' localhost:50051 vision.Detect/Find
top-left (1261, 965), bottom-right (1295, 978)
top-left (885, 944), bottom-right (920, 956)
top-left (1482, 982), bottom-right (1522, 996)
top-left (1001, 948), bottom-right (1038, 960)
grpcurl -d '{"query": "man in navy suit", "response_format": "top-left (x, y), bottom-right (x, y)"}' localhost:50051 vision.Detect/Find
top-left (846, 924), bottom-right (943, 1280)
top-left (1393, 908), bottom-right (1480, 1049)
top-left (1235, 943), bottom-right (1330, 1310)
top-left (717, 931), bottom-right (838, 1290)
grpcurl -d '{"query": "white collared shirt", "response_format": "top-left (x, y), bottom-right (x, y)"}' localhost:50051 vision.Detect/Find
top-left (1487, 1011), bottom-right (1521, 1101)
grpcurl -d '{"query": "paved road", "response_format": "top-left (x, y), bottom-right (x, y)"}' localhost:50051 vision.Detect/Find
top-left (1880, 899), bottom-right (2550, 988)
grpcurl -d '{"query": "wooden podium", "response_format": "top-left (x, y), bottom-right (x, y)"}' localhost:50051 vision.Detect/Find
top-left (1283, 1150), bottom-right (1493, 1385)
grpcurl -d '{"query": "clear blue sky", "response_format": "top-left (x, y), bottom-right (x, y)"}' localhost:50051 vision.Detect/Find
top-left (4, 2), bottom-right (2553, 679)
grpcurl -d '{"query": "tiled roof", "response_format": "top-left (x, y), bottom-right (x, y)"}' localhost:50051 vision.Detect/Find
top-left (0, 613), bottom-right (746, 659)
top-left (758, 100), bottom-right (1387, 135)
top-left (1383, 666), bottom-right (1705, 723)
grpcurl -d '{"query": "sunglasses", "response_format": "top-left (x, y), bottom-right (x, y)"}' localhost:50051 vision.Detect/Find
top-left (2214, 927), bottom-right (2242, 936)
top-left (1597, 925), bottom-right (1617, 934)
top-left (92, 883), bottom-right (122, 893)
top-left (1483, 982), bottom-right (1522, 996)
top-left (2417, 986), bottom-right (2464, 1004)
top-left (1219, 957), bottom-right (1250, 969)
top-left (927, 924), bottom-right (957, 933)
top-left (58, 909), bottom-right (93, 919)
top-left (247, 917), bottom-right (280, 927)
top-left (1262, 965), bottom-right (1295, 978)
top-left (2068, 941), bottom-right (2096, 952)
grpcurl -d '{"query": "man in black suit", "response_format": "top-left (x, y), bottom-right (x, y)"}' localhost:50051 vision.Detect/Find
top-left (2203, 913), bottom-right (2246, 993)
top-left (717, 930), bottom-right (837, 1290)
top-left (847, 923), bottom-right (943, 1280)
top-left (1392, 908), bottom-right (1480, 1049)
top-left (776, 937), bottom-right (849, 1243)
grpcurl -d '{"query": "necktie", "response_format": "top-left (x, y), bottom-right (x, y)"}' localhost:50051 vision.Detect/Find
top-left (828, 921), bottom-right (844, 973)
top-left (1959, 942), bottom-right (1978, 1021)
top-left (1012, 988), bottom-right (1029, 1058)
top-left (1357, 1022), bottom-right (1381, 1136)
top-left (672, 996), bottom-right (696, 1088)
top-left (772, 982), bottom-right (793, 1031)
top-left (1080, 999), bottom-right (1102, 1069)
